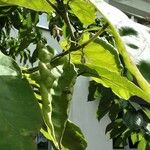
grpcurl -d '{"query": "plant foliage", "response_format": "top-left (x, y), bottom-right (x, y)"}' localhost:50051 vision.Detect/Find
top-left (0, 0), bottom-right (149, 150)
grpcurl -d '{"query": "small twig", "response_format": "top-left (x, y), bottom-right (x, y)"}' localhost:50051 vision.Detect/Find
top-left (56, 0), bottom-right (76, 41)
top-left (51, 23), bottom-right (108, 62)
top-left (22, 66), bottom-right (39, 74)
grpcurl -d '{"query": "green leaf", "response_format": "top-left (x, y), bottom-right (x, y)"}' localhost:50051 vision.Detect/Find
top-left (0, 0), bottom-right (54, 13)
top-left (62, 121), bottom-right (87, 150)
top-left (88, 80), bottom-right (100, 101)
top-left (119, 27), bottom-right (138, 36)
top-left (138, 138), bottom-right (147, 150)
top-left (109, 102), bottom-right (120, 121)
top-left (105, 119), bottom-right (122, 134)
top-left (110, 124), bottom-right (127, 138)
top-left (97, 84), bottom-right (114, 120)
top-left (39, 46), bottom-right (78, 149)
top-left (138, 61), bottom-right (150, 83)
top-left (0, 51), bottom-right (21, 77)
top-left (69, 0), bottom-right (96, 25)
top-left (131, 133), bottom-right (138, 145)
top-left (92, 66), bottom-right (150, 103)
top-left (0, 130), bottom-right (36, 150)
top-left (0, 52), bottom-right (42, 149)
top-left (0, 76), bottom-right (42, 149)
top-left (51, 63), bottom-right (77, 146)
top-left (71, 38), bottom-right (122, 74)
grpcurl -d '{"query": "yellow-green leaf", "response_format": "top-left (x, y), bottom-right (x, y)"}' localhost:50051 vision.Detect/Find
top-left (69, 0), bottom-right (96, 25)
top-left (0, 0), bottom-right (54, 13)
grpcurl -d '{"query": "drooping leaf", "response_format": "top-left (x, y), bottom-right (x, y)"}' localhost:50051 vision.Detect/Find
top-left (38, 45), bottom-right (83, 149)
top-left (92, 65), bottom-right (150, 103)
top-left (0, 0), bottom-right (54, 13)
top-left (69, 0), bottom-right (96, 25)
top-left (51, 63), bottom-right (77, 146)
top-left (76, 63), bottom-right (150, 103)
top-left (62, 121), bottom-right (87, 150)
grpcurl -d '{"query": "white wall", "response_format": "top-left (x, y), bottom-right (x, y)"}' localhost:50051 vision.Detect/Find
top-left (70, 77), bottom-right (112, 150)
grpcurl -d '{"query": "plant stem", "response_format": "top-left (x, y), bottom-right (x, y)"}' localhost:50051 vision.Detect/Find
top-left (22, 66), bottom-right (38, 74)
top-left (51, 23), bottom-right (108, 62)
top-left (57, 0), bottom-right (76, 41)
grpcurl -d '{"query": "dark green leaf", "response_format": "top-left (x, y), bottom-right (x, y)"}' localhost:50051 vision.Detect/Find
top-left (105, 119), bottom-right (122, 134)
top-left (138, 61), bottom-right (150, 83)
top-left (109, 102), bottom-right (120, 121)
top-left (119, 27), bottom-right (138, 36)
top-left (97, 85), bottom-right (114, 120)
top-left (88, 80), bottom-right (99, 101)
top-left (110, 124), bottom-right (127, 138)
top-left (0, 76), bottom-right (42, 149)
top-left (62, 121), bottom-right (87, 150)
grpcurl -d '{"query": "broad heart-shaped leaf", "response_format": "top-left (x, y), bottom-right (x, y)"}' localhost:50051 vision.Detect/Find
top-left (0, 51), bottom-right (21, 77)
top-left (71, 38), bottom-right (122, 74)
top-left (69, 0), bottom-right (96, 25)
top-left (62, 121), bottom-right (87, 150)
top-left (0, 76), bottom-right (42, 150)
top-left (0, 0), bottom-right (54, 13)
top-left (0, 51), bottom-right (42, 149)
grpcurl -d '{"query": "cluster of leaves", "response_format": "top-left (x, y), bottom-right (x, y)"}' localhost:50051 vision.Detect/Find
top-left (88, 80), bottom-right (150, 149)
top-left (0, 5), bottom-right (42, 65)
top-left (0, 0), bottom-right (150, 150)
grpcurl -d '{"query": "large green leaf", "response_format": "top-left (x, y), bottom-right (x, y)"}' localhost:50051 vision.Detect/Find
top-left (0, 0), bottom-right (54, 13)
top-left (69, 0), bottom-right (96, 25)
top-left (76, 64), bottom-right (150, 103)
top-left (92, 65), bottom-right (150, 103)
top-left (0, 76), bottom-right (42, 149)
top-left (0, 52), bottom-right (42, 149)
top-left (71, 37), bottom-right (122, 74)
